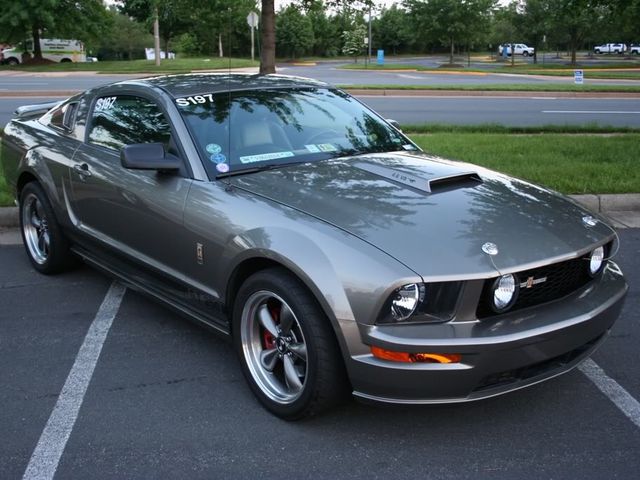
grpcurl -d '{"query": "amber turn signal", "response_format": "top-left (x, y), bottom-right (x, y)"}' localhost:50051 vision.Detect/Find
top-left (371, 346), bottom-right (461, 364)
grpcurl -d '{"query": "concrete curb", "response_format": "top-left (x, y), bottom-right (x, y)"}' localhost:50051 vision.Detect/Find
top-left (0, 194), bottom-right (638, 229)
top-left (0, 206), bottom-right (18, 228)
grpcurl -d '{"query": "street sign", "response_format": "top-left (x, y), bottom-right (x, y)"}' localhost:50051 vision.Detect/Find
top-left (377, 49), bottom-right (384, 65)
top-left (574, 69), bottom-right (584, 85)
top-left (247, 11), bottom-right (259, 28)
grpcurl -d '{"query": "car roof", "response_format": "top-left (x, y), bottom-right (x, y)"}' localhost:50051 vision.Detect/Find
top-left (118, 73), bottom-right (330, 98)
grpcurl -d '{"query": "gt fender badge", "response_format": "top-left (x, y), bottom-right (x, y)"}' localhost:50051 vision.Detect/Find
top-left (482, 242), bottom-right (499, 256)
top-left (196, 242), bottom-right (204, 265)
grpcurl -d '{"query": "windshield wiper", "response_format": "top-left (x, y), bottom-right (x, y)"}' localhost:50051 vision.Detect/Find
top-left (216, 161), bottom-right (307, 179)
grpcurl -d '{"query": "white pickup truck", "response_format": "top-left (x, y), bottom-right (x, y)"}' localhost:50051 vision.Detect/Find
top-left (593, 43), bottom-right (627, 54)
top-left (630, 44), bottom-right (640, 55)
top-left (499, 43), bottom-right (535, 57)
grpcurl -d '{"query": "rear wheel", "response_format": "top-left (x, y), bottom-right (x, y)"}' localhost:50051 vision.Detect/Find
top-left (19, 182), bottom-right (75, 274)
top-left (233, 268), bottom-right (349, 419)
top-left (6, 57), bottom-right (19, 65)
top-left (60, 58), bottom-right (72, 63)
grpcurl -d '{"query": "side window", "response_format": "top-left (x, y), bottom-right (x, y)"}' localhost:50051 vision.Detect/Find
top-left (88, 95), bottom-right (171, 151)
top-left (49, 102), bottom-right (78, 131)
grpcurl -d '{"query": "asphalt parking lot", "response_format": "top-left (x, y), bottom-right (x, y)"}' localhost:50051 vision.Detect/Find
top-left (1, 228), bottom-right (639, 480)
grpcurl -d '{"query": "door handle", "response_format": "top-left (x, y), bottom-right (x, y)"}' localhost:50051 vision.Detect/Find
top-left (73, 163), bottom-right (92, 177)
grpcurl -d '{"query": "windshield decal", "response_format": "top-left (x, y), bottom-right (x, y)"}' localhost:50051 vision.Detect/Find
top-left (304, 144), bottom-right (320, 153)
top-left (176, 94), bottom-right (215, 107)
top-left (206, 143), bottom-right (222, 154)
top-left (216, 163), bottom-right (229, 173)
top-left (210, 153), bottom-right (226, 164)
top-left (403, 144), bottom-right (417, 150)
top-left (239, 151), bottom-right (295, 164)
top-left (317, 144), bottom-right (337, 152)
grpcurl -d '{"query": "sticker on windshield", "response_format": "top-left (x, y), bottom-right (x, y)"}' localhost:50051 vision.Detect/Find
top-left (206, 143), bottom-right (222, 154)
top-left (210, 153), bottom-right (226, 164)
top-left (402, 144), bottom-right (417, 150)
top-left (304, 144), bottom-right (320, 153)
top-left (239, 151), bottom-right (294, 164)
top-left (317, 144), bottom-right (337, 152)
top-left (216, 163), bottom-right (229, 173)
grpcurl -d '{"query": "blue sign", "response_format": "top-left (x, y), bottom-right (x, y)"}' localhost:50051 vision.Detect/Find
top-left (574, 69), bottom-right (584, 85)
top-left (377, 49), bottom-right (384, 66)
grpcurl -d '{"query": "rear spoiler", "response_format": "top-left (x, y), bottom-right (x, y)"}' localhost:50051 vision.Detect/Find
top-left (14, 101), bottom-right (61, 119)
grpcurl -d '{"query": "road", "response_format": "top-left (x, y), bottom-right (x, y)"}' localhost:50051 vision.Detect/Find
top-left (1, 228), bottom-right (639, 479)
top-left (3, 95), bottom-right (640, 128)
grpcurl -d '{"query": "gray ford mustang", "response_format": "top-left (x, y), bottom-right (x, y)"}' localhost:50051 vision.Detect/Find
top-left (0, 74), bottom-right (628, 419)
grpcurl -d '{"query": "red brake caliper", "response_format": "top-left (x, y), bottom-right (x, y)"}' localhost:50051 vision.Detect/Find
top-left (261, 304), bottom-right (280, 349)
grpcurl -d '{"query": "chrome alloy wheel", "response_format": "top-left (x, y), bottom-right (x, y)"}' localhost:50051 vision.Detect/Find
top-left (241, 291), bottom-right (308, 404)
top-left (22, 192), bottom-right (51, 265)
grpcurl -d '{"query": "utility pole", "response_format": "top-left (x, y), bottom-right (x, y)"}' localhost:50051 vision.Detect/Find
top-left (367, 4), bottom-right (372, 64)
top-left (153, 7), bottom-right (161, 66)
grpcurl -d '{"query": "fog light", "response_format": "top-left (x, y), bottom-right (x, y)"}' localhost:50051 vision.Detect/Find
top-left (390, 284), bottom-right (423, 321)
top-left (492, 274), bottom-right (518, 312)
top-left (371, 346), bottom-right (461, 364)
top-left (589, 246), bottom-right (605, 276)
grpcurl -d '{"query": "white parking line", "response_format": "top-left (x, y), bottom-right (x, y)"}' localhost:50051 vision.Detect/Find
top-left (22, 282), bottom-right (126, 480)
top-left (579, 358), bottom-right (640, 429)
top-left (542, 110), bottom-right (640, 114)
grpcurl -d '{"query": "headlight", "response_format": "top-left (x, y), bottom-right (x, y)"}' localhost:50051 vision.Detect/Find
top-left (391, 284), bottom-right (423, 321)
top-left (491, 274), bottom-right (518, 313)
top-left (378, 282), bottom-right (462, 324)
top-left (589, 246), bottom-right (605, 276)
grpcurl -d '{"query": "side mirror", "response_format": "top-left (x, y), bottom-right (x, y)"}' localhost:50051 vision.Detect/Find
top-left (120, 143), bottom-right (181, 171)
top-left (387, 119), bottom-right (402, 132)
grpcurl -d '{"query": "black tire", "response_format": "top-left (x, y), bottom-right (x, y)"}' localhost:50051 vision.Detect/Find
top-left (523, 51), bottom-right (529, 57)
top-left (6, 57), bottom-right (19, 65)
top-left (233, 267), bottom-right (349, 420)
top-left (19, 182), bottom-right (76, 274)
top-left (60, 58), bottom-right (72, 63)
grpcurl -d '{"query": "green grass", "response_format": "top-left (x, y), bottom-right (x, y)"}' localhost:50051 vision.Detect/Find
top-left (411, 133), bottom-right (640, 194)
top-left (0, 164), bottom-right (12, 207)
top-left (0, 57), bottom-right (258, 74)
top-left (402, 123), bottom-right (640, 134)
top-left (339, 62), bottom-right (640, 79)
top-left (342, 83), bottom-right (640, 93)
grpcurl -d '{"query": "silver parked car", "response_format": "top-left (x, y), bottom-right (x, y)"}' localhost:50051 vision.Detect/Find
top-left (0, 74), bottom-right (628, 419)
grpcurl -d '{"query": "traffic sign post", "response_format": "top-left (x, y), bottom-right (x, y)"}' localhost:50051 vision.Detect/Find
top-left (247, 11), bottom-right (259, 62)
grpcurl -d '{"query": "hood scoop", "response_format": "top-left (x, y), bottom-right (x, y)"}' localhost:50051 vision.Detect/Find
top-left (352, 161), bottom-right (482, 194)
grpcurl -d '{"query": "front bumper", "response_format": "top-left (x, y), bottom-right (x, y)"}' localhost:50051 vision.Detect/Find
top-left (346, 264), bottom-right (628, 404)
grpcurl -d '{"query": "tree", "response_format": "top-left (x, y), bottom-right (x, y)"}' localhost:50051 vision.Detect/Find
top-left (374, 4), bottom-right (414, 55)
top-left (405, 0), bottom-right (496, 65)
top-left (546, 0), bottom-right (607, 65)
top-left (0, 0), bottom-right (109, 60)
top-left (342, 24), bottom-right (367, 62)
top-left (97, 8), bottom-right (152, 60)
top-left (305, 1), bottom-right (340, 57)
top-left (276, 5), bottom-right (314, 59)
top-left (120, 0), bottom-right (192, 55)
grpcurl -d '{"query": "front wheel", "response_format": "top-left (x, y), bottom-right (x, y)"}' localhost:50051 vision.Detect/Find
top-left (523, 51), bottom-right (529, 57)
top-left (233, 268), bottom-right (349, 419)
top-left (19, 182), bottom-right (76, 274)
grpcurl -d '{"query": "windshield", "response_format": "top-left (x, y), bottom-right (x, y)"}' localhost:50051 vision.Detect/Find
top-left (176, 87), bottom-right (419, 176)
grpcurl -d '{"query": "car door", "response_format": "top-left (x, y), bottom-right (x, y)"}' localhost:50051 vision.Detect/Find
top-left (68, 91), bottom-right (195, 285)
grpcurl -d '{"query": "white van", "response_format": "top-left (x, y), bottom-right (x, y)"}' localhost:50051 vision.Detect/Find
top-left (1, 39), bottom-right (86, 65)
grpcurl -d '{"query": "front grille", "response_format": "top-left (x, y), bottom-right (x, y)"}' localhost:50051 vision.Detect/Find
top-left (476, 244), bottom-right (609, 319)
top-left (473, 333), bottom-right (604, 392)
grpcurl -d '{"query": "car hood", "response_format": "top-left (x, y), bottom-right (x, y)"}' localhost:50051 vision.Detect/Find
top-left (231, 152), bottom-right (614, 280)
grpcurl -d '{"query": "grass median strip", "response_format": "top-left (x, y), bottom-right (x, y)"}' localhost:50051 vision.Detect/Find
top-left (411, 132), bottom-right (640, 194)
top-left (0, 57), bottom-right (258, 74)
top-left (0, 132), bottom-right (638, 206)
top-left (342, 83), bottom-right (640, 93)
